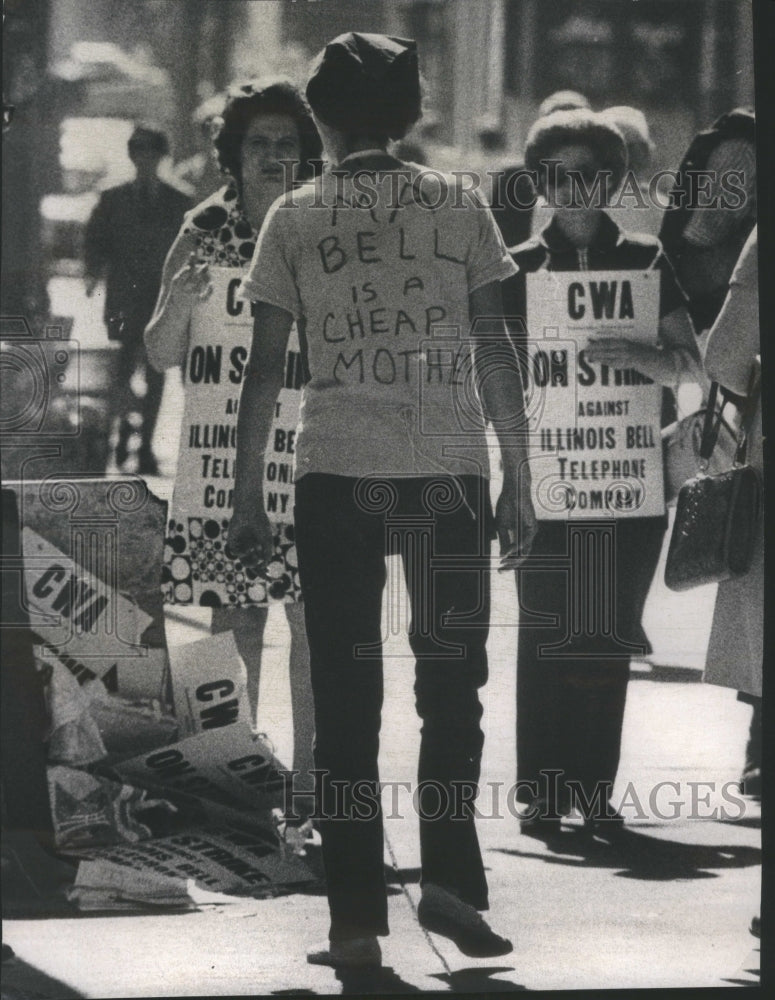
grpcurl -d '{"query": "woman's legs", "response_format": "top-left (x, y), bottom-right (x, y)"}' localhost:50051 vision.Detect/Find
top-left (211, 603), bottom-right (268, 724)
top-left (283, 601), bottom-right (316, 816)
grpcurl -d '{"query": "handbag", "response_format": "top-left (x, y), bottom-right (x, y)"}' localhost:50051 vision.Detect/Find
top-left (664, 363), bottom-right (761, 592)
top-left (661, 400), bottom-right (738, 505)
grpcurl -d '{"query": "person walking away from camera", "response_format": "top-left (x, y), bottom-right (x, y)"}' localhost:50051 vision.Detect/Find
top-left (503, 109), bottom-right (701, 840)
top-left (84, 124), bottom-right (191, 475)
top-left (145, 82), bottom-right (322, 825)
top-left (229, 32), bottom-right (536, 968)
top-left (702, 228), bottom-right (762, 934)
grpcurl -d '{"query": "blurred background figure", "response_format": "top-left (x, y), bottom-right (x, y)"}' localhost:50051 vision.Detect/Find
top-left (658, 107), bottom-right (756, 338)
top-left (598, 105), bottom-right (661, 236)
top-left (83, 123), bottom-right (191, 474)
top-left (538, 89), bottom-right (591, 117)
top-left (173, 92), bottom-right (227, 203)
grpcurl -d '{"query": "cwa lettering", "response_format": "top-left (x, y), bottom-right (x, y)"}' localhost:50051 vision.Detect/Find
top-left (567, 280), bottom-right (635, 320)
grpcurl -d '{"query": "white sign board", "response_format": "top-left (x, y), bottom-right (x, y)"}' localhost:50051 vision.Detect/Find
top-left (23, 527), bottom-right (153, 683)
top-left (114, 725), bottom-right (289, 813)
top-left (524, 270), bottom-right (664, 519)
top-left (169, 631), bottom-right (251, 738)
top-left (164, 268), bottom-right (301, 606)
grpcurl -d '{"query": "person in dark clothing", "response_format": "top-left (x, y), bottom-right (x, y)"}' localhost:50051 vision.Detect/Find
top-left (230, 32), bottom-right (535, 969)
top-left (502, 110), bottom-right (701, 840)
top-left (84, 124), bottom-right (191, 474)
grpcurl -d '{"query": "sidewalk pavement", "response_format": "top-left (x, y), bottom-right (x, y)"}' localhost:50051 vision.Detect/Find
top-left (2, 594), bottom-right (761, 995)
top-left (2, 284), bottom-right (759, 994)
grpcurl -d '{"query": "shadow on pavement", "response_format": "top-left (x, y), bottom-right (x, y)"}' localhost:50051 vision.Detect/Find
top-left (386, 865), bottom-right (422, 885)
top-left (429, 966), bottom-right (526, 992)
top-left (495, 827), bottom-right (761, 881)
top-left (0, 954), bottom-right (86, 999)
top-left (336, 965), bottom-right (425, 994)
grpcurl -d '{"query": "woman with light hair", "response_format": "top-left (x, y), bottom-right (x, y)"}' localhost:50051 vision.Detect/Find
top-left (598, 105), bottom-right (662, 236)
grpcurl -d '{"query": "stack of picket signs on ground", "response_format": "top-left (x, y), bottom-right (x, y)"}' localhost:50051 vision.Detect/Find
top-left (8, 478), bottom-right (314, 914)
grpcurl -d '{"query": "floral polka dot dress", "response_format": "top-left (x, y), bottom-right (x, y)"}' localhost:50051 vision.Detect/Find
top-left (161, 186), bottom-right (302, 608)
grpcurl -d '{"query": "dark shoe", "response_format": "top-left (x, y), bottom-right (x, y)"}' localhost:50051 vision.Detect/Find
top-left (519, 797), bottom-right (565, 840)
top-left (584, 808), bottom-right (625, 840)
top-left (750, 915), bottom-right (760, 938)
top-left (307, 937), bottom-right (382, 968)
top-left (137, 451), bottom-right (160, 476)
top-left (417, 883), bottom-right (513, 958)
top-left (740, 767), bottom-right (761, 799)
top-left (520, 815), bottom-right (563, 840)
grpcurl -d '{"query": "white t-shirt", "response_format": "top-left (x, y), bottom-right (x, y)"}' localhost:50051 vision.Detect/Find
top-left (241, 158), bottom-right (517, 480)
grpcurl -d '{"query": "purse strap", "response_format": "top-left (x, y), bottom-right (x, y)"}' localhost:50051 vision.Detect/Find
top-left (698, 380), bottom-right (727, 469)
top-left (699, 358), bottom-right (761, 470)
top-left (733, 356), bottom-right (761, 467)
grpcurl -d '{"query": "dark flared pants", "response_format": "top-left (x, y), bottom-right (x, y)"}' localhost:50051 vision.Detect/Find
top-left (515, 517), bottom-right (666, 813)
top-left (295, 474), bottom-right (494, 940)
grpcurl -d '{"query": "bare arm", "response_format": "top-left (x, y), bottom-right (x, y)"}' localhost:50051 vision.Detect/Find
top-left (227, 302), bottom-right (294, 571)
top-left (470, 281), bottom-right (537, 566)
top-left (144, 230), bottom-right (211, 371)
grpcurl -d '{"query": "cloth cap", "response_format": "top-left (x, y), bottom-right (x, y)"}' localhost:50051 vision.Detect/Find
top-left (306, 32), bottom-right (421, 139)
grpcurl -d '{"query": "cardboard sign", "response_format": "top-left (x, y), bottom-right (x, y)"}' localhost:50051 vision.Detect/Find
top-left (524, 270), bottom-right (664, 519)
top-left (113, 724), bottom-right (288, 813)
top-left (23, 527), bottom-right (154, 683)
top-left (76, 823), bottom-right (313, 897)
top-left (169, 632), bottom-right (251, 738)
top-left (164, 268), bottom-right (301, 606)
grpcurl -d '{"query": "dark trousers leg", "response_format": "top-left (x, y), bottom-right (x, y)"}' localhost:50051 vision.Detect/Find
top-left (112, 338), bottom-right (139, 450)
top-left (558, 660), bottom-right (630, 811)
top-left (401, 478), bottom-right (491, 910)
top-left (515, 532), bottom-right (568, 808)
top-left (294, 475), bottom-right (388, 941)
top-left (516, 519), bottom-right (665, 810)
top-left (139, 362), bottom-right (165, 457)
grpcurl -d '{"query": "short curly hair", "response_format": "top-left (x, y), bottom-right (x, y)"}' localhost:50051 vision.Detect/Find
top-left (525, 109), bottom-right (628, 197)
top-left (213, 78), bottom-right (322, 188)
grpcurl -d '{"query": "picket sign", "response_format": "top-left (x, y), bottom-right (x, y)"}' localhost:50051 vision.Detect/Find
top-left (524, 270), bottom-right (664, 519)
top-left (165, 269), bottom-right (301, 606)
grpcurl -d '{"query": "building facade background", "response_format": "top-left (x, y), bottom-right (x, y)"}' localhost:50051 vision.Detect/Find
top-left (2, 0), bottom-right (757, 320)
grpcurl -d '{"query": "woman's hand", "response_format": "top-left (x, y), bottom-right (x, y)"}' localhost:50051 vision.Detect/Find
top-left (227, 508), bottom-right (274, 576)
top-left (585, 337), bottom-right (658, 372)
top-left (497, 481), bottom-right (538, 571)
top-left (169, 253), bottom-right (213, 304)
